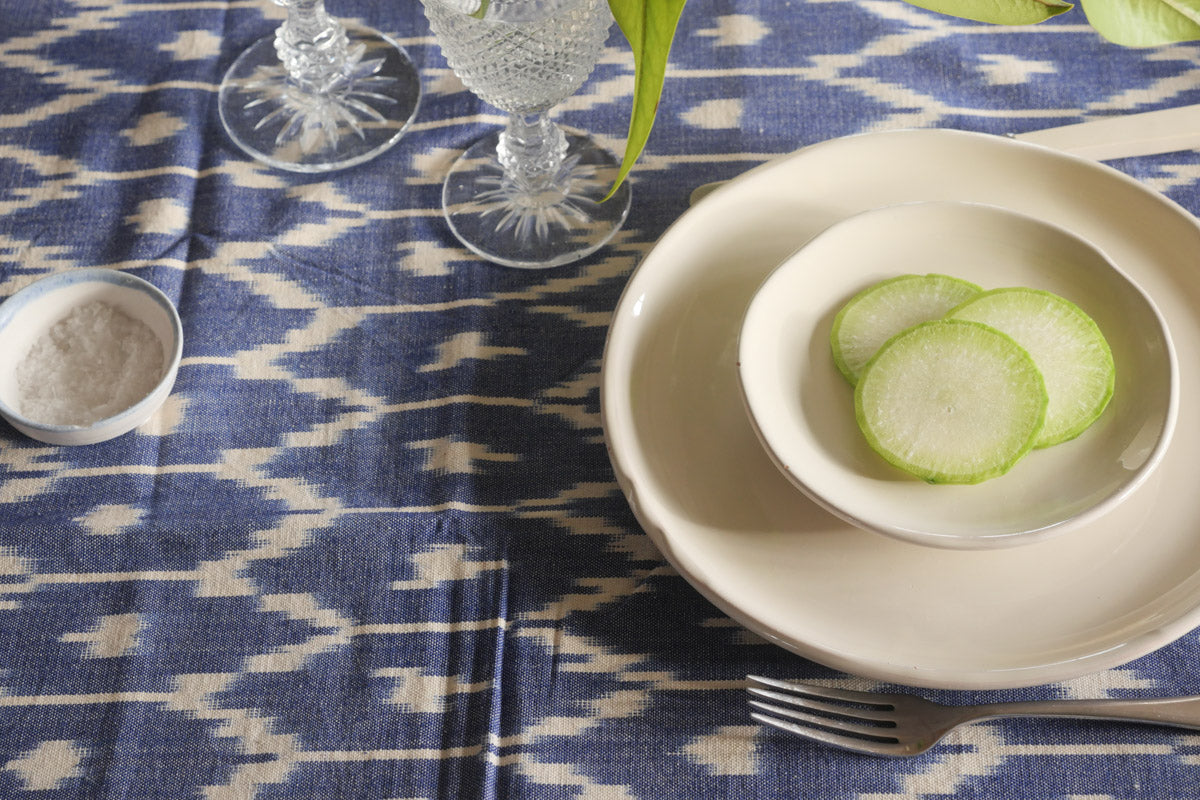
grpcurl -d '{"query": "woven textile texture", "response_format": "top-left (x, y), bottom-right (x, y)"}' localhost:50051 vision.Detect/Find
top-left (4, 0), bottom-right (1200, 797)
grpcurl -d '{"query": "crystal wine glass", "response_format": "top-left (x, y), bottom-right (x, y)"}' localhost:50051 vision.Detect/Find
top-left (219, 0), bottom-right (422, 172)
top-left (422, 0), bottom-right (632, 268)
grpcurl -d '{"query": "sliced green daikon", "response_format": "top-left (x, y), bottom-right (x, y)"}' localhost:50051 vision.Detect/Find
top-left (947, 287), bottom-right (1114, 447)
top-left (831, 273), bottom-right (983, 385)
top-left (855, 319), bottom-right (1048, 484)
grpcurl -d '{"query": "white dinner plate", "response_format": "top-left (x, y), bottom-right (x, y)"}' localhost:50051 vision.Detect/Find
top-left (601, 128), bottom-right (1200, 689)
top-left (736, 200), bottom-right (1177, 550)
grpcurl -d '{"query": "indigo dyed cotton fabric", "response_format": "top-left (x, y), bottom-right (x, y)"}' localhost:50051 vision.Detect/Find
top-left (3, 0), bottom-right (1200, 797)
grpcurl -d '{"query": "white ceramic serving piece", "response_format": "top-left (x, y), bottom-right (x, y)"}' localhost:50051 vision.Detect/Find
top-left (0, 268), bottom-right (183, 445)
top-left (736, 201), bottom-right (1176, 549)
top-left (601, 128), bottom-right (1200, 689)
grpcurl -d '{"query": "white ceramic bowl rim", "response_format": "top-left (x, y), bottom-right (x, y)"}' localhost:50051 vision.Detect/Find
top-left (735, 200), bottom-right (1178, 548)
top-left (599, 128), bottom-right (1200, 689)
top-left (0, 268), bottom-right (183, 433)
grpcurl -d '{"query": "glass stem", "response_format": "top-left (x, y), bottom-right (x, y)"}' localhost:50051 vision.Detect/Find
top-left (273, 0), bottom-right (350, 91)
top-left (497, 113), bottom-right (569, 192)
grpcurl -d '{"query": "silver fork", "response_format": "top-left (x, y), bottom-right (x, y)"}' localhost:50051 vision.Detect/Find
top-left (747, 674), bottom-right (1200, 757)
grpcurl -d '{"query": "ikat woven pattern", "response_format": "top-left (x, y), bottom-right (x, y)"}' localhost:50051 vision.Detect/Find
top-left (4, 0), bottom-right (1200, 797)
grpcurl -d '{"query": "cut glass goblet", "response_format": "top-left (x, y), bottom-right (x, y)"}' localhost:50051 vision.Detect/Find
top-left (219, 0), bottom-right (422, 172)
top-left (422, 0), bottom-right (632, 268)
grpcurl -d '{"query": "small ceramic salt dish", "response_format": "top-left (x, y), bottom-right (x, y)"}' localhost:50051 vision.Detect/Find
top-left (0, 268), bottom-right (183, 445)
top-left (737, 200), bottom-right (1178, 550)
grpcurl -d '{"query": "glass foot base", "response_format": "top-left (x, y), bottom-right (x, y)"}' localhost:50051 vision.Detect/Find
top-left (218, 27), bottom-right (421, 173)
top-left (442, 130), bottom-right (633, 269)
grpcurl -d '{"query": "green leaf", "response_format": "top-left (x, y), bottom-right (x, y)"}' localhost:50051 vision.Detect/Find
top-left (606, 0), bottom-right (688, 200)
top-left (1080, 0), bottom-right (1200, 45)
top-left (901, 0), bottom-right (1073, 25)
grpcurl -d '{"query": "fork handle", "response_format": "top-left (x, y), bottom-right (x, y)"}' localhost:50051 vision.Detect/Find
top-left (966, 696), bottom-right (1200, 730)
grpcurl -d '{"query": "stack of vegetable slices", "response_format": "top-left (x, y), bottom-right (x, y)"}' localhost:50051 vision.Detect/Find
top-left (830, 274), bottom-right (1115, 484)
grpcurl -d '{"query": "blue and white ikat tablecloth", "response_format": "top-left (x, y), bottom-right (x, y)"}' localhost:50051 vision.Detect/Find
top-left (5, 0), bottom-right (1200, 797)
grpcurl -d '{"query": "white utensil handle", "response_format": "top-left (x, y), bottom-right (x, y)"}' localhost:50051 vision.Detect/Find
top-left (1013, 105), bottom-right (1200, 160)
top-left (687, 107), bottom-right (1200, 206)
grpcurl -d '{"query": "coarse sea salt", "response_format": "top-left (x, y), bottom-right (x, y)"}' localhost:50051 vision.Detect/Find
top-left (16, 300), bottom-right (164, 427)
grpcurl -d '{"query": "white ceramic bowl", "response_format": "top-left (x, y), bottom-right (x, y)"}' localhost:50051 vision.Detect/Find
top-left (0, 269), bottom-right (183, 445)
top-left (737, 201), bottom-right (1178, 549)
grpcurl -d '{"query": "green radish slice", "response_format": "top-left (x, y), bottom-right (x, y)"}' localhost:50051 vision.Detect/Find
top-left (831, 273), bottom-right (983, 385)
top-left (855, 319), bottom-right (1048, 484)
top-left (947, 287), bottom-right (1115, 447)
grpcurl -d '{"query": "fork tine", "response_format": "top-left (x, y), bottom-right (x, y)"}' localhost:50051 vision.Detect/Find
top-left (748, 699), bottom-right (899, 740)
top-left (747, 675), bottom-right (895, 707)
top-left (747, 687), bottom-right (898, 723)
top-left (750, 711), bottom-right (906, 757)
